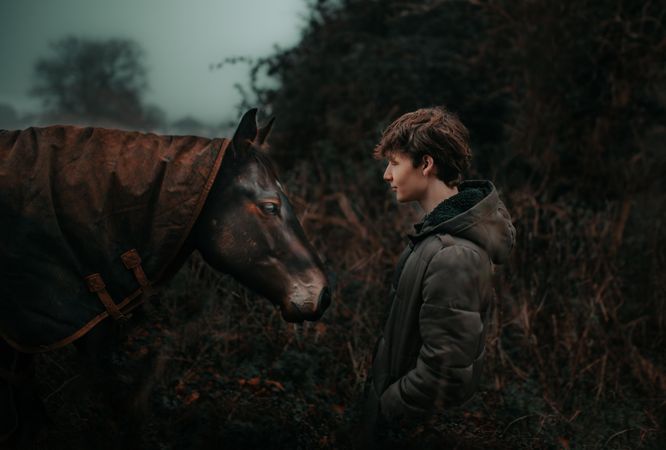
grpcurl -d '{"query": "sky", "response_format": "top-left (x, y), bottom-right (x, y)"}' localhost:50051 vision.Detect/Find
top-left (0, 0), bottom-right (307, 124)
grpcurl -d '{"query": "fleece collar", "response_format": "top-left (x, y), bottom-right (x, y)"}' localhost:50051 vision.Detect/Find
top-left (413, 186), bottom-right (485, 235)
top-left (419, 188), bottom-right (485, 230)
top-left (406, 180), bottom-right (516, 264)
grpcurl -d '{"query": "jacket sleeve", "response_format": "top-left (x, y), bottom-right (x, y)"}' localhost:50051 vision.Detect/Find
top-left (379, 245), bottom-right (486, 421)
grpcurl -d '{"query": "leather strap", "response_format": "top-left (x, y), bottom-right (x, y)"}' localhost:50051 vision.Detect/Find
top-left (120, 249), bottom-right (153, 296)
top-left (84, 273), bottom-right (126, 321)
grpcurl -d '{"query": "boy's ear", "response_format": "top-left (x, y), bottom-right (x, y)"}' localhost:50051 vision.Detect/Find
top-left (422, 155), bottom-right (436, 176)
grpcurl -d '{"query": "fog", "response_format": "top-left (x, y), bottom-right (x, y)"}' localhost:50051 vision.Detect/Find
top-left (0, 0), bottom-right (306, 125)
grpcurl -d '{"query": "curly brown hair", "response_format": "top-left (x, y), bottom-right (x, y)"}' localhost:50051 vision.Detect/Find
top-left (373, 106), bottom-right (472, 187)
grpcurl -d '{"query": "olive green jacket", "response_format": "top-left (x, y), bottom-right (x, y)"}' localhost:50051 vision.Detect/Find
top-left (367, 180), bottom-right (515, 423)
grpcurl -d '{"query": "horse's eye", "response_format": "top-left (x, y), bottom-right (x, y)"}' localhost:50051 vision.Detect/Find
top-left (261, 202), bottom-right (280, 215)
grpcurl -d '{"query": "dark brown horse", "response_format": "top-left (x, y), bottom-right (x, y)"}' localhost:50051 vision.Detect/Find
top-left (0, 109), bottom-right (330, 445)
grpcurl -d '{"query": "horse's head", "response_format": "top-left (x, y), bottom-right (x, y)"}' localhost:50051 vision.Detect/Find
top-left (191, 109), bottom-right (330, 322)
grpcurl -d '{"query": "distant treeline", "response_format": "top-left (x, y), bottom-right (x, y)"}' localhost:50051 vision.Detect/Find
top-left (1, 36), bottom-right (232, 137)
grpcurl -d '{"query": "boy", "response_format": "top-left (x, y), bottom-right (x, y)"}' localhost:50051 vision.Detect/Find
top-left (363, 106), bottom-right (516, 438)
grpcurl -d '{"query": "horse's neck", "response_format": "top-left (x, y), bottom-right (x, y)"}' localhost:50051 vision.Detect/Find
top-left (159, 241), bottom-right (195, 284)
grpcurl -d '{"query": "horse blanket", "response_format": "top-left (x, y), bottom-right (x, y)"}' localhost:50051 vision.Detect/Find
top-left (0, 126), bottom-right (229, 352)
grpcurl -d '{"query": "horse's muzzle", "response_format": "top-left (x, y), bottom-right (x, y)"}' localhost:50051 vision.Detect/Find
top-left (282, 286), bottom-right (331, 322)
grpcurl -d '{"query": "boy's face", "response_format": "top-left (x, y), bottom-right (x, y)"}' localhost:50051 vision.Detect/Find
top-left (383, 151), bottom-right (428, 203)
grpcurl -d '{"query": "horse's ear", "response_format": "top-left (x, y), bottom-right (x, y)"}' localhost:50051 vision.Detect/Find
top-left (232, 108), bottom-right (258, 152)
top-left (256, 116), bottom-right (275, 145)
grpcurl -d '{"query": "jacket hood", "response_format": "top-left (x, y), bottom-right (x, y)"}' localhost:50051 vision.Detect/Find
top-left (409, 180), bottom-right (515, 264)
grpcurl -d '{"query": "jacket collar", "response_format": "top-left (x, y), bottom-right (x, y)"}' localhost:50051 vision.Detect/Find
top-left (407, 180), bottom-right (492, 244)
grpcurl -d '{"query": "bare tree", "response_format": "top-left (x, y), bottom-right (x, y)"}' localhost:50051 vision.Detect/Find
top-left (31, 36), bottom-right (157, 128)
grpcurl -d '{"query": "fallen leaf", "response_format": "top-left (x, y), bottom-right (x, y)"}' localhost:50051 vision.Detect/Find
top-left (184, 391), bottom-right (200, 405)
top-left (558, 436), bottom-right (570, 449)
top-left (265, 379), bottom-right (285, 391)
top-left (315, 322), bottom-right (327, 336)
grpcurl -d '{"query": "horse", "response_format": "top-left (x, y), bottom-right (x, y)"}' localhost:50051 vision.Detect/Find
top-left (0, 109), bottom-right (331, 446)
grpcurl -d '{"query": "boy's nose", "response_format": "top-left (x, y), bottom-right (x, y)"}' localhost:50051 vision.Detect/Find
top-left (383, 165), bottom-right (392, 181)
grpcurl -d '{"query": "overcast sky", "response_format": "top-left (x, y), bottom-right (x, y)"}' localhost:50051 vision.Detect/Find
top-left (1, 0), bottom-right (307, 124)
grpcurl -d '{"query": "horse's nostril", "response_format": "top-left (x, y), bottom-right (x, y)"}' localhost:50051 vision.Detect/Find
top-left (318, 286), bottom-right (331, 312)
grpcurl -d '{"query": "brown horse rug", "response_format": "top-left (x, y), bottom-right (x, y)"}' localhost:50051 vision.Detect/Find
top-left (0, 126), bottom-right (229, 352)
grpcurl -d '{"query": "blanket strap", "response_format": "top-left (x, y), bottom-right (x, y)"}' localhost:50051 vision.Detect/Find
top-left (120, 249), bottom-right (154, 297)
top-left (84, 273), bottom-right (127, 321)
